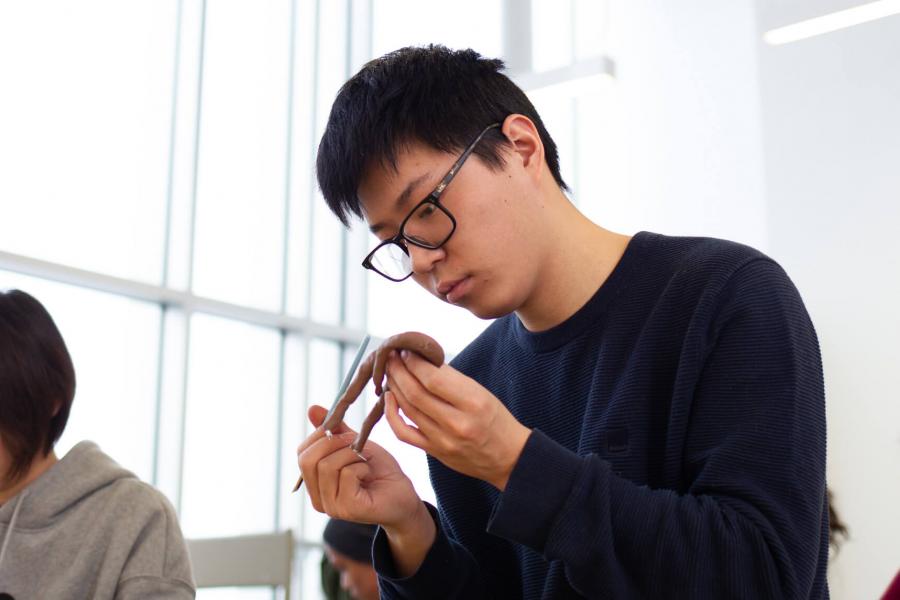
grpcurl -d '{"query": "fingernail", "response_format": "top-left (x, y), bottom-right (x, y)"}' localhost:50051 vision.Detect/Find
top-left (400, 349), bottom-right (409, 361)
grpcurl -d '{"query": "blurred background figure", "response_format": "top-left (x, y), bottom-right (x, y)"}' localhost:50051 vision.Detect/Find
top-left (321, 518), bottom-right (379, 600)
top-left (0, 289), bottom-right (194, 599)
top-left (828, 488), bottom-right (848, 553)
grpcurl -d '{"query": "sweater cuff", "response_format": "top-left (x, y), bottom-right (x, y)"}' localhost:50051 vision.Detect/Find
top-left (373, 502), bottom-right (459, 594)
top-left (487, 428), bottom-right (583, 552)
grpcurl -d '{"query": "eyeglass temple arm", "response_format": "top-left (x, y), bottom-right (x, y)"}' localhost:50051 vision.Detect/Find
top-left (431, 123), bottom-right (502, 199)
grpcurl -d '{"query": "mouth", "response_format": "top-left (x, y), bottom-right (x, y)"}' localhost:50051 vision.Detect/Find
top-left (437, 277), bottom-right (470, 303)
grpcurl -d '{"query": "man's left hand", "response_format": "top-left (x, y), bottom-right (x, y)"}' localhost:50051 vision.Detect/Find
top-left (382, 349), bottom-right (532, 491)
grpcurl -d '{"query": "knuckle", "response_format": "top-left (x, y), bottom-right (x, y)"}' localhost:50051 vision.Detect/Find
top-left (427, 370), bottom-right (451, 396)
top-left (451, 420), bottom-right (474, 440)
top-left (396, 427), bottom-right (413, 444)
top-left (296, 437), bottom-right (314, 456)
top-left (298, 452), bottom-right (311, 471)
top-left (388, 416), bottom-right (406, 439)
top-left (438, 438), bottom-right (461, 459)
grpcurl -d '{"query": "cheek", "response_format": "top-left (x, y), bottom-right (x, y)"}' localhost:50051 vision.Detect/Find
top-left (458, 198), bottom-right (524, 260)
top-left (350, 565), bottom-right (379, 595)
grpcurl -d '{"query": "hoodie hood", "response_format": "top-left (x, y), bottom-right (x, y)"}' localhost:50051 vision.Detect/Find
top-left (0, 441), bottom-right (135, 531)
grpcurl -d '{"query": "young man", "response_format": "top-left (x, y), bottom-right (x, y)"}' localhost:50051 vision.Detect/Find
top-left (0, 289), bottom-right (195, 598)
top-left (297, 45), bottom-right (829, 598)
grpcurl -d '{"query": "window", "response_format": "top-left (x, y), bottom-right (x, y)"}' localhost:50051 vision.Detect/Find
top-left (0, 2), bottom-right (614, 598)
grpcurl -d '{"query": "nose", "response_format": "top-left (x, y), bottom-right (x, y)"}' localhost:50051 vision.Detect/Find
top-left (407, 243), bottom-right (445, 275)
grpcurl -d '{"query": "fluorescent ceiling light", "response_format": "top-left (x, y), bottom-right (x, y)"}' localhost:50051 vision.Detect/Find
top-left (512, 55), bottom-right (616, 94)
top-left (763, 0), bottom-right (900, 45)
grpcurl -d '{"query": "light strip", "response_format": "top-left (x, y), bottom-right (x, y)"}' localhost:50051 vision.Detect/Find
top-left (512, 55), bottom-right (616, 93)
top-left (763, 0), bottom-right (900, 45)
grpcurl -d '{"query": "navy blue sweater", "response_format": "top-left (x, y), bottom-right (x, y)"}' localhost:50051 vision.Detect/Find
top-left (374, 232), bottom-right (829, 599)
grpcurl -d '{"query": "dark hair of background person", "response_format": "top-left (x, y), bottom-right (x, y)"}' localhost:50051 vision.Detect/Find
top-left (323, 518), bottom-right (378, 563)
top-left (316, 44), bottom-right (569, 227)
top-left (0, 289), bottom-right (75, 482)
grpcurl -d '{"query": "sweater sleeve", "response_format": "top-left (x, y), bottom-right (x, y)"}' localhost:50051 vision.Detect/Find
top-left (487, 259), bottom-right (827, 598)
top-left (373, 502), bottom-right (492, 599)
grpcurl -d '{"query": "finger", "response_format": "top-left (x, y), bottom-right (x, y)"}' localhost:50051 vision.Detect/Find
top-left (308, 404), bottom-right (329, 427)
top-left (398, 349), bottom-right (442, 389)
top-left (299, 432), bottom-right (357, 512)
top-left (387, 353), bottom-right (457, 425)
top-left (405, 356), bottom-right (489, 417)
top-left (387, 373), bottom-right (441, 437)
top-left (294, 406), bottom-right (335, 493)
top-left (318, 444), bottom-right (371, 513)
top-left (298, 405), bottom-right (356, 457)
top-left (330, 461), bottom-right (375, 521)
top-left (295, 406), bottom-right (328, 458)
top-left (308, 405), bottom-right (356, 435)
top-left (383, 389), bottom-right (429, 450)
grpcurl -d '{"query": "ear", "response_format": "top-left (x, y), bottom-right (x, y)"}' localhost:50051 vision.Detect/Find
top-left (500, 114), bottom-right (545, 184)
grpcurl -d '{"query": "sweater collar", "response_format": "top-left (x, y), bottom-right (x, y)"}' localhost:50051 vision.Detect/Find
top-left (512, 231), bottom-right (654, 353)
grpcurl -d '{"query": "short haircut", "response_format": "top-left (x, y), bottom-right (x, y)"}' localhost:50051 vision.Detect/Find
top-left (0, 289), bottom-right (75, 482)
top-left (316, 44), bottom-right (568, 226)
top-left (323, 518), bottom-right (378, 564)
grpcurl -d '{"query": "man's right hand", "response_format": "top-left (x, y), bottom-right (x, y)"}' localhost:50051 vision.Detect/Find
top-left (297, 405), bottom-right (436, 575)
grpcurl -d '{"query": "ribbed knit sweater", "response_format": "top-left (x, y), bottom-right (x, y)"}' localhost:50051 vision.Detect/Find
top-left (373, 232), bottom-right (829, 599)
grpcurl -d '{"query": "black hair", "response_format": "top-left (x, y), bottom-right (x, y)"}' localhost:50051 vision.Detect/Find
top-left (316, 44), bottom-right (568, 226)
top-left (323, 518), bottom-right (378, 564)
top-left (0, 289), bottom-right (75, 482)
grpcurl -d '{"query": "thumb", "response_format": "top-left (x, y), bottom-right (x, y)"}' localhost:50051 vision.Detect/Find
top-left (307, 405), bottom-right (356, 435)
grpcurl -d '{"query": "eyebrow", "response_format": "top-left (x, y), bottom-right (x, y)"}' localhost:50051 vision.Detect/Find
top-left (368, 172), bottom-right (432, 235)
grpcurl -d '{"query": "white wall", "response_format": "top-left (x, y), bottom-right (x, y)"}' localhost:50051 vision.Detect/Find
top-left (582, 2), bottom-right (900, 598)
top-left (588, 0), bottom-right (768, 249)
top-left (755, 2), bottom-right (900, 597)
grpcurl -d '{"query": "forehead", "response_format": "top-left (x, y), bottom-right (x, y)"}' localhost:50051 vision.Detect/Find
top-left (358, 142), bottom-right (448, 233)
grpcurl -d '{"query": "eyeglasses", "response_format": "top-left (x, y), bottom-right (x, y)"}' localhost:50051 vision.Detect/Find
top-left (362, 123), bottom-right (501, 282)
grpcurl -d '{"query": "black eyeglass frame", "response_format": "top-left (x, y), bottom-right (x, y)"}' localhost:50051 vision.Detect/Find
top-left (361, 122), bottom-right (502, 282)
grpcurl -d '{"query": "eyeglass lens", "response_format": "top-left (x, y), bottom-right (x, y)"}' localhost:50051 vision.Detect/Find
top-left (369, 241), bottom-right (411, 280)
top-left (402, 202), bottom-right (454, 248)
top-left (369, 202), bottom-right (455, 280)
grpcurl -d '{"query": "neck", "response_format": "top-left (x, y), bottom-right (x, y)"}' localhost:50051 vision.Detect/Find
top-left (0, 449), bottom-right (58, 505)
top-left (516, 190), bottom-right (631, 332)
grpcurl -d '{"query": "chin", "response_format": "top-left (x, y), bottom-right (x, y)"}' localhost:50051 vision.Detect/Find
top-left (440, 278), bottom-right (523, 320)
top-left (471, 306), bottom-right (508, 320)
top-left (461, 297), bottom-right (519, 320)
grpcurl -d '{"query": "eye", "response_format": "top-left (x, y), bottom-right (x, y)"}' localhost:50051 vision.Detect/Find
top-left (415, 204), bottom-right (436, 220)
top-left (405, 233), bottom-right (429, 245)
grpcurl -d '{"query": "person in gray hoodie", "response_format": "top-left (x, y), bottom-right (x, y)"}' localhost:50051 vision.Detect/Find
top-left (0, 289), bottom-right (195, 599)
